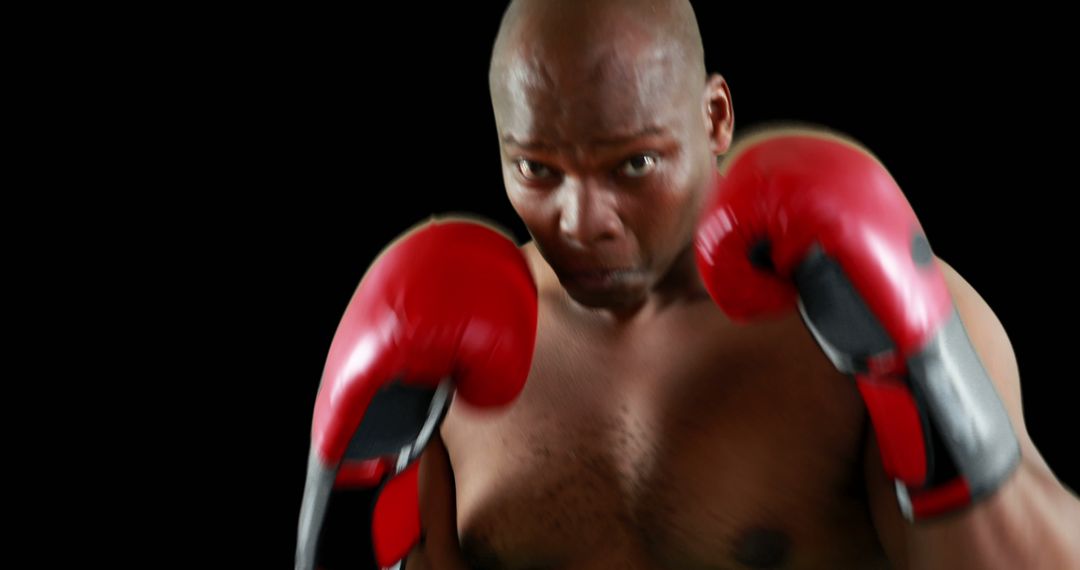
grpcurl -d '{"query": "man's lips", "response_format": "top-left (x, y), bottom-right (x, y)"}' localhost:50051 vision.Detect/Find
top-left (566, 267), bottom-right (634, 275)
top-left (563, 267), bottom-right (639, 287)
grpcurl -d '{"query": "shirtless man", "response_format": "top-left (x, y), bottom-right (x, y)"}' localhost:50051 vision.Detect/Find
top-left (296, 1), bottom-right (1080, 568)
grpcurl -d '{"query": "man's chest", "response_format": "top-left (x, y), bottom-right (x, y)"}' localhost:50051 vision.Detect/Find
top-left (441, 304), bottom-right (889, 569)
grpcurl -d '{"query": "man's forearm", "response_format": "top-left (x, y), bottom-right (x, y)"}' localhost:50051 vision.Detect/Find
top-left (905, 456), bottom-right (1080, 570)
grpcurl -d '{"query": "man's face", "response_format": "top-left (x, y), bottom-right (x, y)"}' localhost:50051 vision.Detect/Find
top-left (493, 34), bottom-right (713, 310)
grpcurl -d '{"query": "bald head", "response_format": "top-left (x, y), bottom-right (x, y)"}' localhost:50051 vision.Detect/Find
top-left (489, 0), bottom-right (706, 114)
top-left (487, 0), bottom-right (734, 315)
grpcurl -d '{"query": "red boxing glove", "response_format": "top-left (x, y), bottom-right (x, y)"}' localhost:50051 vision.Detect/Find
top-left (694, 130), bottom-right (1020, 521)
top-left (295, 216), bottom-right (538, 569)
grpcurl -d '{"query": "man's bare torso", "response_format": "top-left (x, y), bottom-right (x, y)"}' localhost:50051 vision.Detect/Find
top-left (430, 242), bottom-right (891, 569)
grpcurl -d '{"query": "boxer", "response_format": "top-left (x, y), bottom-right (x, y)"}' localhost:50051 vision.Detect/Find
top-left (300, 1), bottom-right (1080, 568)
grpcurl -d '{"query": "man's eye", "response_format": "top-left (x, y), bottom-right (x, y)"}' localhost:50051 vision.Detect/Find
top-left (619, 153), bottom-right (658, 178)
top-left (516, 159), bottom-right (555, 180)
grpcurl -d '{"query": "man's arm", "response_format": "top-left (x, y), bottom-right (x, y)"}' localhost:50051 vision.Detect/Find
top-left (404, 430), bottom-right (471, 569)
top-left (865, 256), bottom-right (1080, 570)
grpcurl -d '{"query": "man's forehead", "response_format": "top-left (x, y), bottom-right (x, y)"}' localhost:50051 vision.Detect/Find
top-left (501, 124), bottom-right (673, 154)
top-left (503, 39), bottom-right (674, 88)
top-left (489, 0), bottom-right (703, 143)
top-left (493, 43), bottom-right (688, 137)
top-left (497, 98), bottom-right (681, 156)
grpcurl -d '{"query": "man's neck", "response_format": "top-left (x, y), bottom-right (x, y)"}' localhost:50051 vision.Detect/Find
top-left (561, 241), bottom-right (712, 327)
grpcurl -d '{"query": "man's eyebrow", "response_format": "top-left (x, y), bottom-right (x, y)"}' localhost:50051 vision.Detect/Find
top-left (589, 126), bottom-right (670, 147)
top-left (501, 135), bottom-right (558, 152)
top-left (501, 126), bottom-right (670, 151)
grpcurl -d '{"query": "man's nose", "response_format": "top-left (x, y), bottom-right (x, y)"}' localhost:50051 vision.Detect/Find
top-left (558, 182), bottom-right (623, 249)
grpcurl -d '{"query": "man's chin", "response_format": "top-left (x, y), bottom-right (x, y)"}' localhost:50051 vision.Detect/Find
top-left (562, 277), bottom-right (647, 312)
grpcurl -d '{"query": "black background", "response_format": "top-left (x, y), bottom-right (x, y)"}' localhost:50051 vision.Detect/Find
top-left (120, 3), bottom-right (1076, 568)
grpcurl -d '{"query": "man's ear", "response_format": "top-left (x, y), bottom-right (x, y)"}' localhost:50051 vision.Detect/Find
top-left (704, 73), bottom-right (734, 156)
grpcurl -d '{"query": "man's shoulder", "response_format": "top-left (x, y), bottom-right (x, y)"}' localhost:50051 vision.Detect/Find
top-left (517, 240), bottom-right (547, 291)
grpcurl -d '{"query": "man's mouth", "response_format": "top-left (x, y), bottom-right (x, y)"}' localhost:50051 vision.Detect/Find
top-left (565, 268), bottom-right (638, 289)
